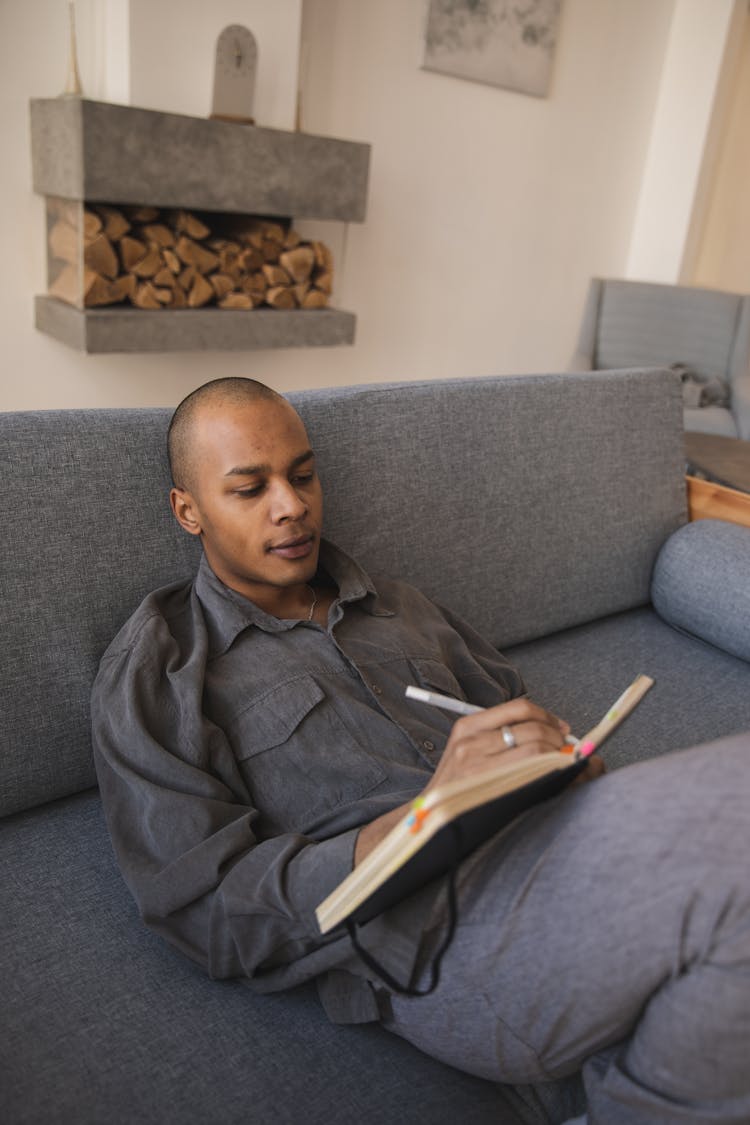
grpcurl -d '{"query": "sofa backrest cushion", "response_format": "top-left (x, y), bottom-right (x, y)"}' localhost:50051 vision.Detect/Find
top-left (0, 369), bottom-right (686, 817)
top-left (595, 279), bottom-right (746, 380)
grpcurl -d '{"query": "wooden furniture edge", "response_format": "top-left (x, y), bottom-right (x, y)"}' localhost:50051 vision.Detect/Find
top-left (686, 474), bottom-right (750, 530)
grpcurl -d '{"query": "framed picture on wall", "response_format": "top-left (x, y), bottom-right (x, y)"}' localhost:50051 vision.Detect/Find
top-left (422, 0), bottom-right (562, 98)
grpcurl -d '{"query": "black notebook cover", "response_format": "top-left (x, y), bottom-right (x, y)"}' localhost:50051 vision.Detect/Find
top-left (343, 755), bottom-right (587, 931)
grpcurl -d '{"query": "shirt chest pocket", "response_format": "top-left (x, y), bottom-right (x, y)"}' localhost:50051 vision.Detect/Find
top-left (409, 657), bottom-right (466, 702)
top-left (229, 676), bottom-right (387, 835)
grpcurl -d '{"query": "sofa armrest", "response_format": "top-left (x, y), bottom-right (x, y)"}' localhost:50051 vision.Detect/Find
top-left (651, 520), bottom-right (750, 662)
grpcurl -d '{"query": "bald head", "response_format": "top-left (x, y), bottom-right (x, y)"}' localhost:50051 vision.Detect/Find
top-left (168, 377), bottom-right (285, 493)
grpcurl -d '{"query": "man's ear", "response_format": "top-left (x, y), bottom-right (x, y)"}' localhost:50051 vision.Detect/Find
top-left (170, 487), bottom-right (202, 537)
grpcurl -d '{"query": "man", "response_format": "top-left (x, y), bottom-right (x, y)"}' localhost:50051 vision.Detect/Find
top-left (92, 377), bottom-right (750, 1124)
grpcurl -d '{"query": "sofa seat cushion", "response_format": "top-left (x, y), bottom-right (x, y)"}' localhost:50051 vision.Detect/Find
top-left (506, 607), bottom-right (750, 770)
top-left (683, 405), bottom-right (738, 437)
top-left (1, 790), bottom-right (585, 1125)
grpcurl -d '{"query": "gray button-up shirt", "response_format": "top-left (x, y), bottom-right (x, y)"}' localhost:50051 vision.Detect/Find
top-left (91, 542), bottom-right (524, 1022)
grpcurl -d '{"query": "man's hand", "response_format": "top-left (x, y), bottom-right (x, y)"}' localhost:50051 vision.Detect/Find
top-left (424, 697), bottom-right (571, 792)
top-left (354, 698), bottom-right (605, 866)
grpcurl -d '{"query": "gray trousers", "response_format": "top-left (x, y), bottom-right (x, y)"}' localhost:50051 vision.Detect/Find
top-left (382, 733), bottom-right (750, 1124)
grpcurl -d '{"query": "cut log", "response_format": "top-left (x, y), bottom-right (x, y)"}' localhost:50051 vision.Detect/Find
top-left (163, 247), bottom-right (181, 274)
top-left (83, 233), bottom-right (119, 279)
top-left (284, 229), bottom-right (301, 250)
top-left (239, 246), bottom-right (263, 273)
top-left (96, 205), bottom-right (130, 241)
top-left (262, 263), bottom-right (291, 287)
top-left (120, 236), bottom-right (148, 271)
top-left (178, 265), bottom-right (197, 291)
top-left (130, 246), bottom-right (163, 278)
top-left (244, 228), bottom-right (264, 251)
top-left (84, 270), bottom-right (139, 307)
top-left (262, 222), bottom-right (286, 244)
top-left (173, 210), bottom-right (211, 240)
top-left (312, 241), bottom-right (333, 272)
top-left (153, 267), bottom-right (177, 288)
top-left (83, 210), bottom-right (103, 240)
top-left (128, 205), bottom-right (160, 222)
top-left (280, 246), bottom-right (314, 284)
top-left (313, 270), bottom-right (333, 295)
top-left (218, 246), bottom-right (239, 274)
top-left (302, 288), bottom-right (328, 309)
top-left (188, 274), bottom-right (214, 308)
top-left (49, 220), bottom-right (79, 264)
top-left (133, 282), bottom-right (162, 309)
top-left (261, 239), bottom-right (283, 263)
top-left (152, 286), bottom-right (173, 305)
top-left (209, 273), bottom-right (235, 300)
top-left (141, 223), bottom-right (175, 248)
top-left (111, 273), bottom-right (137, 303)
top-left (242, 272), bottom-right (267, 299)
top-left (170, 284), bottom-right (187, 308)
top-left (48, 263), bottom-right (80, 304)
top-left (84, 271), bottom-right (119, 307)
top-left (218, 292), bottom-right (254, 309)
top-left (266, 285), bottom-right (296, 309)
top-left (176, 235), bottom-right (220, 275)
top-left (293, 282), bottom-right (311, 305)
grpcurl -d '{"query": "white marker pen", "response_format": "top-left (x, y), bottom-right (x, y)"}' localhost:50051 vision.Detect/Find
top-left (404, 684), bottom-right (484, 716)
top-left (405, 684), bottom-right (581, 748)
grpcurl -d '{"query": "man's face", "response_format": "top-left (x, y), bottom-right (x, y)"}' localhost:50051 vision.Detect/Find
top-left (171, 397), bottom-right (324, 606)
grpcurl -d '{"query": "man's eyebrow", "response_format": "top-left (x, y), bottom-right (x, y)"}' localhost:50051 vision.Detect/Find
top-left (223, 449), bottom-right (315, 477)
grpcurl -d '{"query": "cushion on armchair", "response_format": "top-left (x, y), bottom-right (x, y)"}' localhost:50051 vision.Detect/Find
top-left (651, 520), bottom-right (750, 662)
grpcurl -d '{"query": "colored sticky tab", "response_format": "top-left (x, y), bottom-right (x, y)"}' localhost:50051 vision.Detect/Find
top-left (409, 808), bottom-right (430, 833)
top-left (578, 739), bottom-right (596, 757)
top-left (407, 797), bottom-right (430, 834)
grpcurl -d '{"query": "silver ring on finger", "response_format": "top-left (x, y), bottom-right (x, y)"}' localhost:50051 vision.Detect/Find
top-left (501, 725), bottom-right (517, 749)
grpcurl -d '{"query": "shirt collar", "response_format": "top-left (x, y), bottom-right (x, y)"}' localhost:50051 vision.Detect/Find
top-left (195, 538), bottom-right (393, 656)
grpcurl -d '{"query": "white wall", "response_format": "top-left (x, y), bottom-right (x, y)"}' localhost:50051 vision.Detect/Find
top-left (0, 0), bottom-right (730, 410)
top-left (691, 12), bottom-right (750, 292)
top-left (625, 0), bottom-right (743, 283)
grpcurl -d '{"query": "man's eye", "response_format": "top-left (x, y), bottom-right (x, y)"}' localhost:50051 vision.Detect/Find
top-left (293, 473), bottom-right (314, 485)
top-left (235, 485), bottom-right (263, 498)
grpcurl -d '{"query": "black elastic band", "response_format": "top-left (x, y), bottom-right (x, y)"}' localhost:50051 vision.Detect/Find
top-left (345, 822), bottom-right (461, 996)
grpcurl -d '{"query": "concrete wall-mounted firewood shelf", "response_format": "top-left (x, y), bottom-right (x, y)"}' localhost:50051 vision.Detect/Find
top-left (29, 98), bottom-right (370, 353)
top-left (30, 99), bottom-right (370, 220)
top-left (34, 298), bottom-right (356, 354)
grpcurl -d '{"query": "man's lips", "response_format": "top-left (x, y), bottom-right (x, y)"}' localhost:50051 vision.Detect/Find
top-left (267, 534), bottom-right (316, 560)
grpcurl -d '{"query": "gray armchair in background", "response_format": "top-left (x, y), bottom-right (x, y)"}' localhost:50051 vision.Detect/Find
top-left (571, 278), bottom-right (750, 439)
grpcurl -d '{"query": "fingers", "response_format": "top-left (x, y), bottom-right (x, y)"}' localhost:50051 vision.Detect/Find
top-left (450, 721), bottom-right (563, 764)
top-left (449, 697), bottom-right (568, 743)
top-left (570, 754), bottom-right (607, 786)
top-left (433, 698), bottom-right (570, 789)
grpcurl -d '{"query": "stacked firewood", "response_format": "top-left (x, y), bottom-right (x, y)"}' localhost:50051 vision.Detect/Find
top-left (47, 202), bottom-right (333, 311)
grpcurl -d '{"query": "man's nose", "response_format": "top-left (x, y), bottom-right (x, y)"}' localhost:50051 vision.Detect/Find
top-left (269, 480), bottom-right (308, 523)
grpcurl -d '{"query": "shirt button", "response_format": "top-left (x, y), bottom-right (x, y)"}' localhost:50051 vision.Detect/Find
top-left (371, 684), bottom-right (382, 695)
top-left (423, 739), bottom-right (435, 752)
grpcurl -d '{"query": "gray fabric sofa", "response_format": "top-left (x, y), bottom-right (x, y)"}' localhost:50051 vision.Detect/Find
top-left (571, 277), bottom-right (750, 439)
top-left (3, 369), bottom-right (749, 1125)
